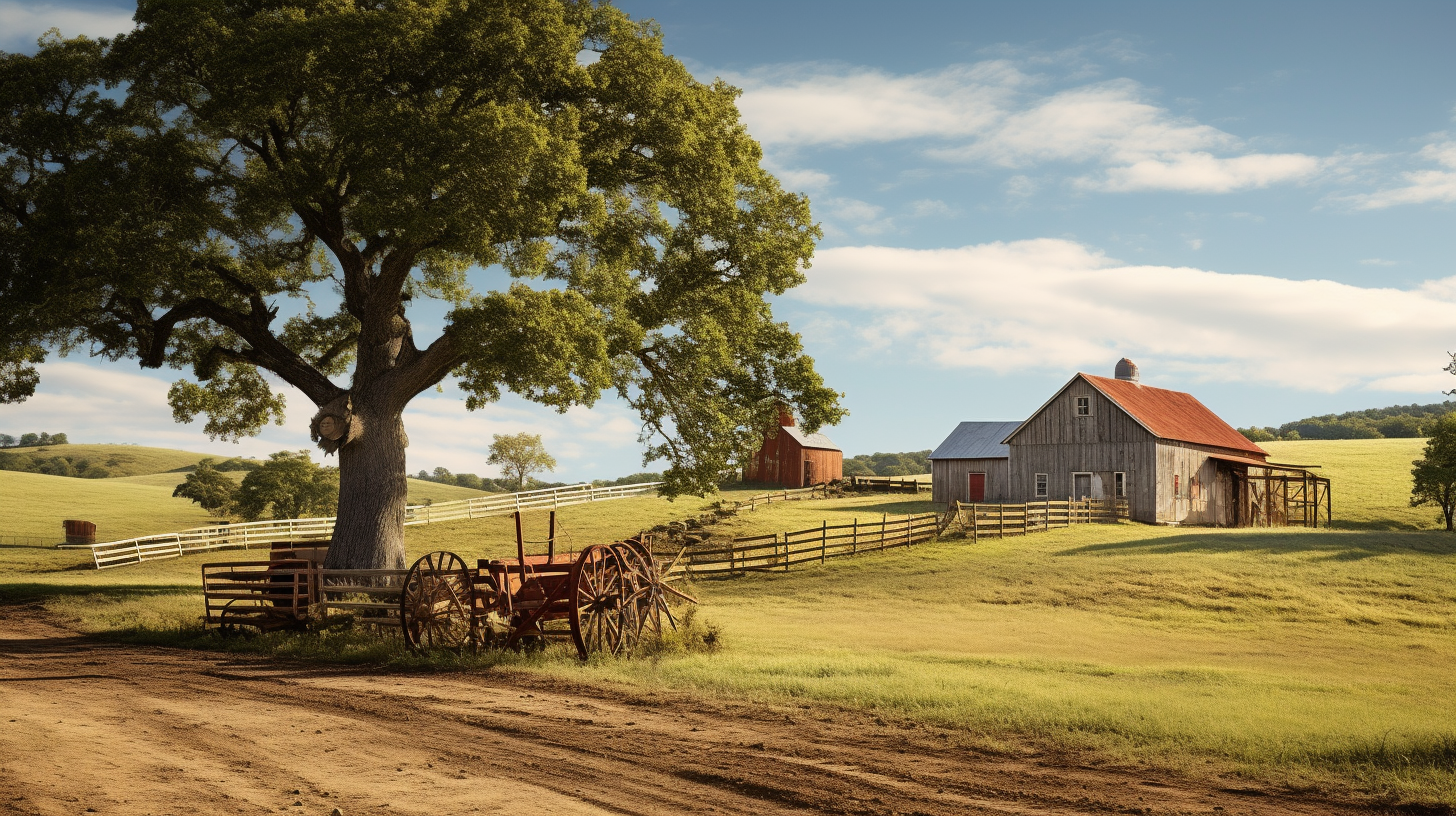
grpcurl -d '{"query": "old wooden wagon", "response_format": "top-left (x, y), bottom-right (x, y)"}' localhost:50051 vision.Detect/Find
top-left (201, 512), bottom-right (693, 659)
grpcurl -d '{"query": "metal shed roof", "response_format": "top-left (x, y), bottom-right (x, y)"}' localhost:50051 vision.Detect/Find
top-left (928, 421), bottom-right (1022, 460)
top-left (782, 425), bottom-right (840, 451)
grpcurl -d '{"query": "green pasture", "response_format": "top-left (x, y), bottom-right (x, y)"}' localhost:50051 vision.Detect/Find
top-left (0, 441), bottom-right (1453, 805)
top-left (1263, 437), bottom-right (1431, 530)
top-left (0, 442), bottom-right (216, 477)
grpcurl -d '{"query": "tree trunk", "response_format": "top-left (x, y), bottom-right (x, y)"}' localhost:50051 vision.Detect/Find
top-left (325, 399), bottom-right (409, 570)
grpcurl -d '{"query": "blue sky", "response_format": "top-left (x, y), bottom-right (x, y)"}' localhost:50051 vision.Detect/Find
top-left (3, 1), bottom-right (1456, 482)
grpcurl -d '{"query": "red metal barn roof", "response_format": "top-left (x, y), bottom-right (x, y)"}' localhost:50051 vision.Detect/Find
top-left (1082, 374), bottom-right (1269, 457)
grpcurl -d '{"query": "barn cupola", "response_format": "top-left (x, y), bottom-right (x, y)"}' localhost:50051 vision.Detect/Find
top-left (1115, 358), bottom-right (1140, 382)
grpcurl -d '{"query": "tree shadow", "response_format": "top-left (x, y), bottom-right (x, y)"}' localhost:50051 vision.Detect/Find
top-left (826, 500), bottom-right (938, 515)
top-left (0, 582), bottom-right (197, 605)
top-left (1056, 529), bottom-right (1456, 562)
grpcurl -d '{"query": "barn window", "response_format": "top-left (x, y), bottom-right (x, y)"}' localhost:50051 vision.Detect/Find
top-left (1035, 473), bottom-right (1048, 497)
top-left (1075, 395), bottom-right (1091, 416)
top-left (1114, 471), bottom-right (1126, 498)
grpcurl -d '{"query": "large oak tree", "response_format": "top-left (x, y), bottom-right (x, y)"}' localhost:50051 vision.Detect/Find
top-left (0, 0), bottom-right (843, 569)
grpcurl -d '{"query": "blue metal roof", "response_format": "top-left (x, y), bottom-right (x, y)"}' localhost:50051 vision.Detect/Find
top-left (928, 421), bottom-right (1022, 460)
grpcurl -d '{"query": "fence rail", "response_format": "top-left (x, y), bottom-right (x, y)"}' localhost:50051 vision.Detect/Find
top-left (728, 484), bottom-right (831, 511)
top-left (683, 512), bottom-right (941, 577)
top-left (950, 498), bottom-right (1128, 539)
top-left (78, 481), bottom-right (663, 570)
top-left (846, 475), bottom-right (932, 493)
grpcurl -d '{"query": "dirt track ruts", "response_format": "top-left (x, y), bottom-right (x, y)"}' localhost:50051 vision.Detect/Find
top-left (0, 607), bottom-right (1383, 816)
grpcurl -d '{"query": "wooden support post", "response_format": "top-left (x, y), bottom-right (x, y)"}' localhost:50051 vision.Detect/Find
top-left (905, 514), bottom-right (912, 547)
top-left (972, 505), bottom-right (978, 542)
top-left (548, 510), bottom-right (556, 562)
top-left (821, 520), bottom-right (827, 563)
top-left (998, 504), bottom-right (1005, 538)
top-left (881, 513), bottom-right (887, 549)
top-left (514, 511), bottom-right (527, 584)
top-left (852, 518), bottom-right (859, 555)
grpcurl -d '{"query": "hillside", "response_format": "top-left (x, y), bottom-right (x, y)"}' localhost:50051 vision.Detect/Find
top-left (0, 469), bottom-right (493, 542)
top-left (0, 443), bottom-right (219, 478)
top-left (1263, 437), bottom-right (1430, 530)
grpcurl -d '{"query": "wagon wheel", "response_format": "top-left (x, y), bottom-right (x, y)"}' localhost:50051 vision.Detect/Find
top-left (613, 538), bottom-right (668, 639)
top-left (568, 543), bottom-right (638, 659)
top-left (400, 551), bottom-right (473, 653)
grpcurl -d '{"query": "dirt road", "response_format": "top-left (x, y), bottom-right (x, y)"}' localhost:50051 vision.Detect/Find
top-left (0, 608), bottom-right (1380, 816)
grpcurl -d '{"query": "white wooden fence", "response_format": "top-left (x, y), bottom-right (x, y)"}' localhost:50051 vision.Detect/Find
top-left (70, 481), bottom-right (662, 570)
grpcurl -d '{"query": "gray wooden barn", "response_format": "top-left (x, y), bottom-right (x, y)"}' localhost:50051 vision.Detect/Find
top-left (933, 359), bottom-right (1329, 527)
top-left (928, 421), bottom-right (1021, 505)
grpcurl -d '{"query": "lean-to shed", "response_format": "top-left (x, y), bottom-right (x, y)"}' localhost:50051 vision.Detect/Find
top-left (928, 421), bottom-right (1022, 505)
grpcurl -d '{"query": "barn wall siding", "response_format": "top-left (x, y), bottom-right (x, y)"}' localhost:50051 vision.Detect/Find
top-left (744, 428), bottom-right (843, 488)
top-left (1006, 376), bottom-right (1158, 522)
top-left (932, 458), bottom-right (1011, 505)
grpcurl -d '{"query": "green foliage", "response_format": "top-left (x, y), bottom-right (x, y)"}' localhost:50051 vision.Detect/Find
top-left (4, 431), bottom-right (68, 447)
top-left (0, 1), bottom-right (843, 527)
top-left (0, 450), bottom-right (109, 478)
top-left (592, 471), bottom-right (662, 487)
top-left (1411, 415), bottom-right (1456, 531)
top-left (843, 450), bottom-right (932, 477)
top-left (171, 458), bottom-right (238, 518)
top-left (1241, 401), bottom-right (1455, 442)
top-left (235, 451), bottom-right (338, 521)
top-left (487, 432), bottom-right (557, 492)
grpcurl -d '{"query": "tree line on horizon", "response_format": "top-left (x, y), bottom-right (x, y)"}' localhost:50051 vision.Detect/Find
top-left (1239, 401), bottom-right (1455, 442)
top-left (0, 431), bottom-right (69, 448)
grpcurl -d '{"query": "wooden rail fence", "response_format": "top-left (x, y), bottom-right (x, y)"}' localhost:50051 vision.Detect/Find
top-left (76, 481), bottom-right (663, 570)
top-left (950, 498), bottom-right (1128, 540)
top-left (846, 475), bottom-right (931, 493)
top-left (728, 484), bottom-right (831, 511)
top-left (683, 513), bottom-right (941, 577)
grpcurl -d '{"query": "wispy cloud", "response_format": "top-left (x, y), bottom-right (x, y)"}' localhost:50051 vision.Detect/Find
top-left (731, 65), bottom-right (1324, 194)
top-left (791, 240), bottom-right (1456, 393)
top-left (1345, 139), bottom-right (1456, 209)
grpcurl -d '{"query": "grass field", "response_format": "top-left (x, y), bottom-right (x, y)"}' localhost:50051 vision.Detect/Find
top-left (1, 441), bottom-right (1452, 805)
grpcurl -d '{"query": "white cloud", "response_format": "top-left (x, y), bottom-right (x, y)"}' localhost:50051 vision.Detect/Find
top-left (0, 361), bottom-right (649, 481)
top-left (0, 2), bottom-right (134, 50)
top-left (909, 199), bottom-right (957, 217)
top-left (775, 167), bottom-right (833, 193)
top-left (791, 240), bottom-right (1456, 393)
top-left (820, 197), bottom-right (895, 235)
top-left (731, 65), bottom-right (1324, 194)
top-left (1347, 140), bottom-right (1456, 209)
top-left (1187, 238), bottom-right (1203, 250)
top-left (1360, 258), bottom-right (1397, 267)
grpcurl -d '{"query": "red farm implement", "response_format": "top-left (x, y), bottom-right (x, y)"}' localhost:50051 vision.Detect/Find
top-left (201, 512), bottom-right (693, 659)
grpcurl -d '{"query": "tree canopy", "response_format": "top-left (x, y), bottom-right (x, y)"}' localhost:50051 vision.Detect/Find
top-left (1411, 413), bottom-right (1456, 531)
top-left (0, 0), bottom-right (843, 568)
top-left (488, 432), bottom-right (556, 491)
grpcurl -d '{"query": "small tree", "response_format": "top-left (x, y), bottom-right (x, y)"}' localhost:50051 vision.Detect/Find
top-left (488, 433), bottom-right (557, 492)
top-left (236, 451), bottom-right (339, 521)
top-left (1411, 413), bottom-right (1456, 530)
top-left (18, 433), bottom-right (38, 447)
top-left (173, 459), bottom-right (239, 518)
top-left (0, 434), bottom-right (13, 447)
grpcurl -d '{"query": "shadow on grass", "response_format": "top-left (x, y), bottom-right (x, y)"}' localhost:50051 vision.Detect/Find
top-left (821, 499), bottom-right (939, 515)
top-left (1058, 529), bottom-right (1456, 561)
top-left (0, 582), bottom-right (197, 605)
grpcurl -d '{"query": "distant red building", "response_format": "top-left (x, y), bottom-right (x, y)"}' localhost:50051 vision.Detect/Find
top-left (742, 407), bottom-right (843, 488)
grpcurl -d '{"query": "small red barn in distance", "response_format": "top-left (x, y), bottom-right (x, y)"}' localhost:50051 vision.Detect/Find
top-left (742, 407), bottom-right (843, 488)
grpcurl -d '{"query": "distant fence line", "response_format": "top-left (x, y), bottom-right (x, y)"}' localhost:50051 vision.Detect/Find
top-left (728, 484), bottom-right (831, 511)
top-left (71, 481), bottom-right (662, 570)
top-left (683, 497), bottom-right (1128, 578)
top-left (846, 475), bottom-right (931, 494)
top-left (0, 534), bottom-right (54, 547)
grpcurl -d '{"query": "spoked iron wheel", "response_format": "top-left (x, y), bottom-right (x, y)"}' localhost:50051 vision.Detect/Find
top-left (400, 551), bottom-right (473, 653)
top-left (613, 538), bottom-right (668, 640)
top-left (568, 543), bottom-right (638, 659)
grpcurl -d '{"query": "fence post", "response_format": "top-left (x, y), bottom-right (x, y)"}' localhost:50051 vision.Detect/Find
top-left (972, 505), bottom-right (978, 542)
top-left (905, 514), bottom-right (911, 548)
top-left (998, 504), bottom-right (1005, 538)
top-left (821, 520), bottom-right (827, 564)
top-left (881, 513), bottom-right (887, 549)
top-left (779, 532), bottom-right (787, 572)
top-left (852, 518), bottom-right (859, 555)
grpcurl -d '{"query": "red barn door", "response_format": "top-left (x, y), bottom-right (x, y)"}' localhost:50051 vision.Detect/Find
top-left (967, 472), bottom-right (986, 502)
